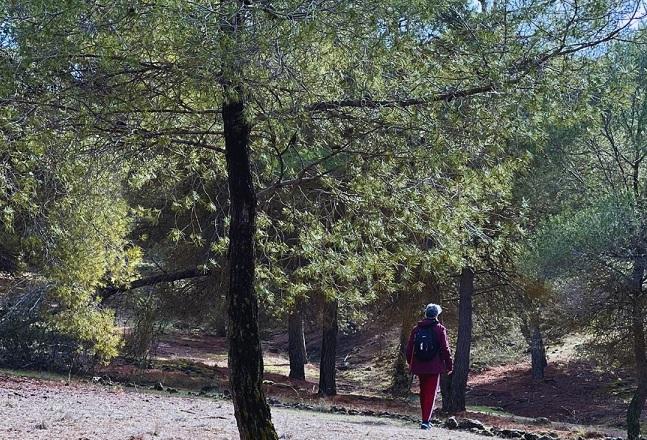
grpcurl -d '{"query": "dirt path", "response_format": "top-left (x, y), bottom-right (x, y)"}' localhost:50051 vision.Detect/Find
top-left (0, 373), bottom-right (496, 440)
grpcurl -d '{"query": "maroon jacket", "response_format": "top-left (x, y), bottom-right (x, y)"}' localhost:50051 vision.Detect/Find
top-left (406, 318), bottom-right (453, 376)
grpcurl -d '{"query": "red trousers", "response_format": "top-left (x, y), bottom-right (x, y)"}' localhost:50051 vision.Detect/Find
top-left (419, 374), bottom-right (440, 422)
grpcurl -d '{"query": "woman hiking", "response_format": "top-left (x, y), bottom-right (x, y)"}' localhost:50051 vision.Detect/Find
top-left (406, 303), bottom-right (453, 430)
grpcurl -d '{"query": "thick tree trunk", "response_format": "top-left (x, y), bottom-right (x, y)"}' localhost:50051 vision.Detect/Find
top-left (627, 255), bottom-right (647, 440)
top-left (443, 266), bottom-right (474, 413)
top-left (223, 97), bottom-right (278, 440)
top-left (288, 300), bottom-right (308, 381)
top-left (530, 325), bottom-right (547, 381)
top-left (318, 297), bottom-right (338, 396)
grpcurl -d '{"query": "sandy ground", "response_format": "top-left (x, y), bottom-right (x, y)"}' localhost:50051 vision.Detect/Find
top-left (0, 373), bottom-right (497, 440)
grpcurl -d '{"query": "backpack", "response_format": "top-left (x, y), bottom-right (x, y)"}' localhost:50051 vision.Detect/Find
top-left (413, 322), bottom-right (439, 361)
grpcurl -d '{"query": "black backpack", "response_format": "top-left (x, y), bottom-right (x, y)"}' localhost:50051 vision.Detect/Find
top-left (413, 322), bottom-right (439, 361)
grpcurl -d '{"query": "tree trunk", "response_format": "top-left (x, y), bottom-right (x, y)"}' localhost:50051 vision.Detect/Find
top-left (288, 300), bottom-right (308, 381)
top-left (223, 96), bottom-right (278, 440)
top-left (627, 295), bottom-right (647, 440)
top-left (318, 297), bottom-right (338, 396)
top-left (627, 255), bottom-right (647, 440)
top-left (627, 381), bottom-right (647, 440)
top-left (530, 325), bottom-right (547, 381)
top-left (443, 266), bottom-right (474, 413)
top-left (391, 311), bottom-right (414, 397)
top-left (440, 372), bottom-right (452, 411)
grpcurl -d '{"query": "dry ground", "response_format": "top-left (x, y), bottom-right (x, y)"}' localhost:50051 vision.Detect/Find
top-left (137, 331), bottom-right (637, 428)
top-left (0, 373), bottom-right (496, 440)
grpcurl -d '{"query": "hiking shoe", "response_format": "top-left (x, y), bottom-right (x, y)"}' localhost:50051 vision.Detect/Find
top-left (420, 422), bottom-right (430, 430)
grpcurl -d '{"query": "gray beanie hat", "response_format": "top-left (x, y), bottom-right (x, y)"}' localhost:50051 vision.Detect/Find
top-left (425, 303), bottom-right (442, 318)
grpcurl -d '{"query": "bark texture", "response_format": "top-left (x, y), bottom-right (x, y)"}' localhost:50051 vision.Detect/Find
top-left (288, 301), bottom-right (308, 380)
top-left (318, 298), bottom-right (338, 396)
top-left (443, 267), bottom-right (474, 413)
top-left (627, 255), bottom-right (647, 440)
top-left (530, 325), bottom-right (548, 381)
top-left (223, 96), bottom-right (278, 440)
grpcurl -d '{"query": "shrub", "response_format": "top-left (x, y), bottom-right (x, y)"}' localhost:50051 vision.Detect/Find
top-left (0, 282), bottom-right (119, 372)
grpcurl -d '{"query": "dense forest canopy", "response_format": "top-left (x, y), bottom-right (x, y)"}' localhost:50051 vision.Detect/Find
top-left (1, 0), bottom-right (647, 439)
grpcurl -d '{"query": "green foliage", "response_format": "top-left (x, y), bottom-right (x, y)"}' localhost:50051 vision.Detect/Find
top-left (522, 194), bottom-right (639, 278)
top-left (517, 35), bottom-right (647, 374)
top-left (0, 0), bottom-right (642, 366)
top-left (0, 283), bottom-right (104, 372)
top-left (0, 134), bottom-right (139, 361)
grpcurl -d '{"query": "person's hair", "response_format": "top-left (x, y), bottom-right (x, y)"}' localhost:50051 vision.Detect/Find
top-left (424, 303), bottom-right (442, 319)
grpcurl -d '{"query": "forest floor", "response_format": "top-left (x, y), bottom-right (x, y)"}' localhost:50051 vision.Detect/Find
top-left (91, 326), bottom-right (637, 440)
top-left (0, 372), bottom-right (501, 440)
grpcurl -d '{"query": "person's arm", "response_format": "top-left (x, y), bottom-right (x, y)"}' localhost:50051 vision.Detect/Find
top-left (438, 325), bottom-right (453, 373)
top-left (405, 327), bottom-right (415, 366)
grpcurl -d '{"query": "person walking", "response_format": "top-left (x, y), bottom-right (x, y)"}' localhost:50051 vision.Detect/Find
top-left (406, 303), bottom-right (453, 430)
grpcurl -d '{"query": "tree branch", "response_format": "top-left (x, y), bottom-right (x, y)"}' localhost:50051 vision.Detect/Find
top-left (98, 267), bottom-right (210, 301)
top-left (306, 84), bottom-right (496, 112)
